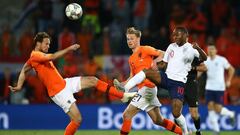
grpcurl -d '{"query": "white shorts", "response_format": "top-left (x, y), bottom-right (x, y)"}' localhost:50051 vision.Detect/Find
top-left (51, 77), bottom-right (81, 113)
top-left (130, 86), bottom-right (161, 112)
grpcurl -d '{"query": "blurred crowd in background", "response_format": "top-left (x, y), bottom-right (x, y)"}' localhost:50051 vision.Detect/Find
top-left (0, 0), bottom-right (240, 105)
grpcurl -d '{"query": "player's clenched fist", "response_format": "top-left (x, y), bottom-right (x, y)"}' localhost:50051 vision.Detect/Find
top-left (69, 44), bottom-right (80, 51)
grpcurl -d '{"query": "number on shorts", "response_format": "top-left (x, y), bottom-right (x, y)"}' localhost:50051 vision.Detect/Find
top-left (132, 94), bottom-right (142, 102)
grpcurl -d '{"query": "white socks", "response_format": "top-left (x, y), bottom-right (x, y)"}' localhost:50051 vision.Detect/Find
top-left (220, 107), bottom-right (234, 118)
top-left (124, 71), bottom-right (146, 92)
top-left (208, 110), bottom-right (220, 132)
top-left (175, 114), bottom-right (189, 134)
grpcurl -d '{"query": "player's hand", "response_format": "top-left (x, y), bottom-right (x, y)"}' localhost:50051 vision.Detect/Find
top-left (8, 86), bottom-right (21, 93)
top-left (69, 44), bottom-right (80, 51)
top-left (192, 42), bottom-right (200, 49)
top-left (226, 81), bottom-right (231, 88)
top-left (145, 88), bottom-right (153, 102)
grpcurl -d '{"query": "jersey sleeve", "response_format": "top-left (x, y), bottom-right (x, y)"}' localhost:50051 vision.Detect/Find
top-left (30, 52), bottom-right (53, 63)
top-left (163, 45), bottom-right (171, 63)
top-left (222, 57), bottom-right (230, 69)
top-left (26, 58), bottom-right (32, 66)
top-left (143, 46), bottom-right (160, 57)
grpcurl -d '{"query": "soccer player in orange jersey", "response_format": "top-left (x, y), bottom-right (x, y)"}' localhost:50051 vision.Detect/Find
top-left (119, 27), bottom-right (182, 135)
top-left (8, 32), bottom-right (136, 135)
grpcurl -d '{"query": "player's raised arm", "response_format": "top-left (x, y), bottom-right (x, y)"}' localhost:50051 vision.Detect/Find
top-left (192, 42), bottom-right (207, 61)
top-left (31, 44), bottom-right (80, 63)
top-left (50, 44), bottom-right (80, 60)
top-left (8, 63), bottom-right (32, 92)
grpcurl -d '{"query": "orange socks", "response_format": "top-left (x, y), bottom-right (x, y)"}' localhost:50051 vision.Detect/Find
top-left (96, 80), bottom-right (124, 98)
top-left (161, 119), bottom-right (182, 135)
top-left (120, 119), bottom-right (132, 135)
top-left (64, 120), bottom-right (80, 135)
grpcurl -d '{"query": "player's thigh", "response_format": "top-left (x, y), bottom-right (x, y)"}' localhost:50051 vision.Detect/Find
top-left (67, 102), bottom-right (82, 122)
top-left (123, 104), bottom-right (141, 119)
top-left (185, 80), bottom-right (199, 107)
top-left (143, 69), bottom-right (161, 84)
top-left (147, 107), bottom-right (164, 124)
top-left (80, 76), bottom-right (98, 89)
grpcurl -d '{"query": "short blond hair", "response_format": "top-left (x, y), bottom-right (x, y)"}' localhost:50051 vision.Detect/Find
top-left (126, 27), bottom-right (141, 37)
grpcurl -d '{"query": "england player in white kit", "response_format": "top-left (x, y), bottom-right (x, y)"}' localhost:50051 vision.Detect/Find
top-left (204, 45), bottom-right (235, 135)
top-left (121, 27), bottom-right (207, 135)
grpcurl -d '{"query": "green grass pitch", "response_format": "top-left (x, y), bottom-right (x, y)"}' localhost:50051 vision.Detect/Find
top-left (0, 130), bottom-right (239, 135)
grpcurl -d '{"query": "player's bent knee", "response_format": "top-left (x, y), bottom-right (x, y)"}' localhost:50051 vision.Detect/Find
top-left (83, 76), bottom-right (98, 87)
top-left (88, 76), bottom-right (98, 82)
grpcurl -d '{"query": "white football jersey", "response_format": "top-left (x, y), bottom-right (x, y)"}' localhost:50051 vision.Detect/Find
top-left (204, 55), bottom-right (230, 91)
top-left (163, 42), bottom-right (199, 83)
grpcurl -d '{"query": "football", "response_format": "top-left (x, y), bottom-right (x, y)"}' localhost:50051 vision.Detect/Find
top-left (65, 3), bottom-right (83, 20)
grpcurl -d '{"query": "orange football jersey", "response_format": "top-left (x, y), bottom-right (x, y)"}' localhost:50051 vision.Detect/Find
top-left (129, 46), bottom-right (161, 89)
top-left (27, 51), bottom-right (66, 96)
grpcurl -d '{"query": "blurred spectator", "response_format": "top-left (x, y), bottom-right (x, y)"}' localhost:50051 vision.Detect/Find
top-left (99, 0), bottom-right (113, 28)
top-left (151, 26), bottom-right (170, 50)
top-left (47, 26), bottom-right (58, 53)
top-left (58, 27), bottom-right (75, 50)
top-left (187, 2), bottom-right (207, 33)
top-left (0, 68), bottom-right (11, 104)
top-left (51, 0), bottom-right (65, 33)
top-left (18, 27), bottom-right (34, 60)
top-left (25, 74), bottom-right (49, 104)
top-left (169, 4), bottom-right (189, 33)
top-left (112, 0), bottom-right (130, 30)
top-left (227, 75), bottom-right (240, 105)
top-left (76, 26), bottom-right (94, 58)
top-left (108, 18), bottom-right (124, 54)
top-left (133, 0), bottom-right (152, 31)
top-left (90, 27), bottom-right (111, 55)
top-left (83, 56), bottom-right (100, 76)
top-left (209, 0), bottom-right (231, 36)
top-left (188, 32), bottom-right (206, 50)
top-left (37, 0), bottom-right (53, 32)
top-left (82, 0), bottom-right (101, 34)
top-left (0, 26), bottom-right (18, 59)
top-left (62, 55), bottom-right (79, 78)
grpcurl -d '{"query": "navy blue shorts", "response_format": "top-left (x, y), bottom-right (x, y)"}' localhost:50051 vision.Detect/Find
top-left (205, 90), bottom-right (224, 104)
top-left (159, 71), bottom-right (185, 100)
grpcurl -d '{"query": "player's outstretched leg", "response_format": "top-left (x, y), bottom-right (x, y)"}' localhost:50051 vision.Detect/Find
top-left (80, 76), bottom-right (136, 102)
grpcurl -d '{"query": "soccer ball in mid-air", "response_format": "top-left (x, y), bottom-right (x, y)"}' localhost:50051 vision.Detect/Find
top-left (65, 3), bottom-right (83, 20)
